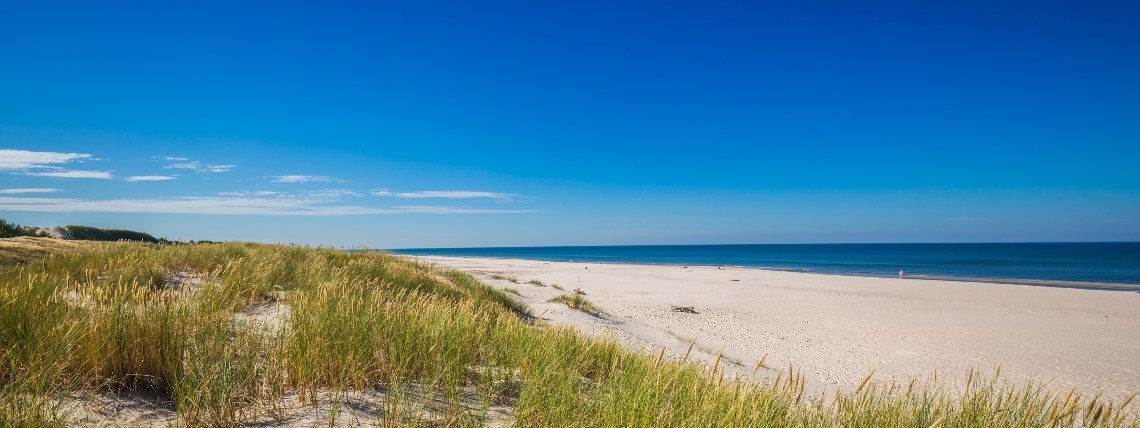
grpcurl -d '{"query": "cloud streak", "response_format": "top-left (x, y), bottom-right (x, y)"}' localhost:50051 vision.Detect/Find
top-left (162, 159), bottom-right (235, 173)
top-left (272, 175), bottom-right (335, 183)
top-left (0, 149), bottom-right (94, 170)
top-left (0, 196), bottom-right (537, 216)
top-left (372, 189), bottom-right (524, 201)
top-left (0, 150), bottom-right (538, 217)
top-left (0, 149), bottom-right (110, 179)
top-left (26, 170), bottom-right (114, 179)
top-left (126, 175), bottom-right (178, 182)
top-left (218, 191), bottom-right (282, 197)
top-left (0, 188), bottom-right (62, 194)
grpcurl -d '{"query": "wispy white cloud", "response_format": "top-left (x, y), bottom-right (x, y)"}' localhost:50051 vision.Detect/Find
top-left (219, 191), bottom-right (282, 197)
top-left (220, 189), bottom-right (360, 201)
top-left (272, 175), bottom-right (335, 183)
top-left (125, 175), bottom-right (178, 182)
top-left (156, 156), bottom-right (188, 161)
top-left (0, 188), bottom-right (62, 194)
top-left (26, 170), bottom-right (114, 179)
top-left (0, 149), bottom-right (94, 170)
top-left (204, 165), bottom-right (235, 173)
top-left (391, 205), bottom-right (538, 214)
top-left (304, 189), bottom-right (362, 200)
top-left (379, 190), bottom-right (524, 201)
top-left (162, 160), bottom-right (235, 173)
top-left (0, 196), bottom-right (537, 216)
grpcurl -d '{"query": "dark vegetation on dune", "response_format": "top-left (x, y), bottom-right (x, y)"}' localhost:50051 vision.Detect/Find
top-left (2, 217), bottom-right (219, 245)
top-left (0, 219), bottom-right (37, 239)
top-left (61, 225), bottom-right (160, 243)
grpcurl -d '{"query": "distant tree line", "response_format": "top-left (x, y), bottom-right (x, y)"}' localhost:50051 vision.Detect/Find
top-left (62, 225), bottom-right (160, 243)
top-left (2, 217), bottom-right (219, 244)
top-left (0, 219), bottom-right (37, 238)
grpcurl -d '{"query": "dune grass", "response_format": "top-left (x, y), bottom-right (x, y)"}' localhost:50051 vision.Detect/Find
top-left (0, 239), bottom-right (1136, 427)
top-left (0, 237), bottom-right (90, 267)
top-left (490, 274), bottom-right (520, 284)
top-left (526, 279), bottom-right (545, 287)
top-left (547, 293), bottom-right (607, 316)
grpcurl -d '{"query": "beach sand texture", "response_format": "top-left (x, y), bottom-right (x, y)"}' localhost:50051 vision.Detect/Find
top-left (423, 256), bottom-right (1140, 400)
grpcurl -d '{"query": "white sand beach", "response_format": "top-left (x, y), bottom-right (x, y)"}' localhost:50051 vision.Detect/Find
top-left (422, 256), bottom-right (1140, 400)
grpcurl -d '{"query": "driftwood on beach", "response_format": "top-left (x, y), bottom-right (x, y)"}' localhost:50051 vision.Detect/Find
top-left (670, 305), bottom-right (698, 314)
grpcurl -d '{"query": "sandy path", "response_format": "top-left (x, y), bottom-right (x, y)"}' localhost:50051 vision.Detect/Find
top-left (421, 256), bottom-right (1140, 400)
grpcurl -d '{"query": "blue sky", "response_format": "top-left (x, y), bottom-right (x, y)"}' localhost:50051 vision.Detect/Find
top-left (2, 0), bottom-right (1138, 247)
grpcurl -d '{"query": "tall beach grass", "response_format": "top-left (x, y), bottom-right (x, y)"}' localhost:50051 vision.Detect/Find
top-left (0, 239), bottom-right (1135, 427)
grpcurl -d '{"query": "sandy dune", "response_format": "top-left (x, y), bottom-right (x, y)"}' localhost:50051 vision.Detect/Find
top-left (422, 256), bottom-right (1140, 400)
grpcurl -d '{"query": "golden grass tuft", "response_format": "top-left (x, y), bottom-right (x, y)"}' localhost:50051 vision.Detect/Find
top-left (0, 237), bottom-right (91, 266)
top-left (547, 293), bottom-right (607, 316)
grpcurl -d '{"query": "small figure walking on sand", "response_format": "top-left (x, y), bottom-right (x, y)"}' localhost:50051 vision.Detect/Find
top-left (899, 270), bottom-right (904, 279)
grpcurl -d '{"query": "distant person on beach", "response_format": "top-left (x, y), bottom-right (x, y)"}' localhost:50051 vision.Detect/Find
top-left (899, 270), bottom-right (904, 279)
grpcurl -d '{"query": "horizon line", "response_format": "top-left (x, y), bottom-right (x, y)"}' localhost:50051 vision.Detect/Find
top-left (384, 240), bottom-right (1140, 251)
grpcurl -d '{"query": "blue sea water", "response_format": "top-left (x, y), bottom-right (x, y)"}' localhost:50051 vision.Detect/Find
top-left (389, 243), bottom-right (1140, 288)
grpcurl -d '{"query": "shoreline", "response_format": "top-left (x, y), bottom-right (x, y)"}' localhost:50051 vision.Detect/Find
top-left (390, 251), bottom-right (1140, 292)
top-left (418, 255), bottom-right (1140, 401)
